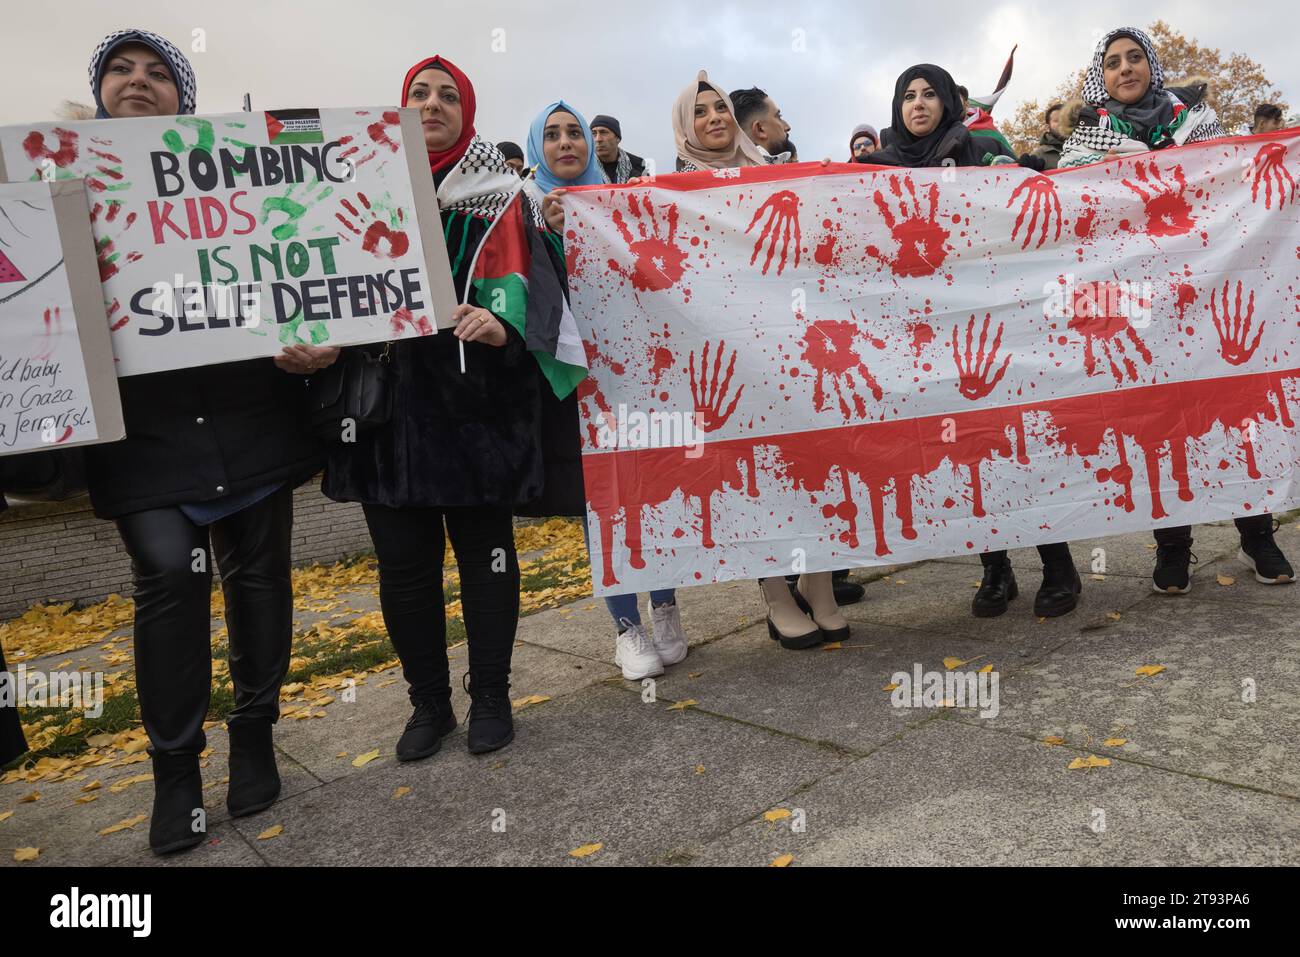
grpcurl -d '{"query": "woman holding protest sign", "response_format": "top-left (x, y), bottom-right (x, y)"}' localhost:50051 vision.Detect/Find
top-left (868, 63), bottom-right (1082, 619)
top-left (322, 56), bottom-right (585, 763)
top-left (522, 99), bottom-right (691, 681)
top-left (79, 28), bottom-right (325, 855)
top-left (665, 72), bottom-right (849, 651)
top-left (1058, 27), bottom-right (1293, 593)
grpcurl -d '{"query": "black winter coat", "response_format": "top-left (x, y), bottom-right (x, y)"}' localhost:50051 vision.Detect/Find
top-left (83, 359), bottom-right (323, 519)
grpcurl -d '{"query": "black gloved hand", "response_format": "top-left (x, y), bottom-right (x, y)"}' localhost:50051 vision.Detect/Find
top-left (1017, 153), bottom-right (1046, 172)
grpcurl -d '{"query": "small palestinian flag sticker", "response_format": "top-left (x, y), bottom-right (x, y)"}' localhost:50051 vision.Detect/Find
top-left (265, 109), bottom-right (324, 145)
top-left (0, 249), bottom-right (25, 284)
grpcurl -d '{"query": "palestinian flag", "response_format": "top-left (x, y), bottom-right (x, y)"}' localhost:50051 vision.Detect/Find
top-left (470, 192), bottom-right (587, 399)
top-left (965, 45), bottom-right (1018, 156)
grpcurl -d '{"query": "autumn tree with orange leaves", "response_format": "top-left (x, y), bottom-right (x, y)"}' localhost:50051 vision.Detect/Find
top-left (1003, 21), bottom-right (1289, 156)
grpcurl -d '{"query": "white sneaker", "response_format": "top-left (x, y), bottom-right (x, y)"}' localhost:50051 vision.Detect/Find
top-left (614, 623), bottom-right (664, 680)
top-left (649, 601), bottom-right (689, 666)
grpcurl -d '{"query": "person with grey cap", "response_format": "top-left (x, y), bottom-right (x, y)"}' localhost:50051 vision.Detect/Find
top-left (496, 140), bottom-right (526, 175)
top-left (590, 114), bottom-right (647, 182)
top-left (849, 123), bottom-right (879, 161)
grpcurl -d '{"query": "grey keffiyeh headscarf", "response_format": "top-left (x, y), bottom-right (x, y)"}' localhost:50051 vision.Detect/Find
top-left (88, 28), bottom-right (197, 118)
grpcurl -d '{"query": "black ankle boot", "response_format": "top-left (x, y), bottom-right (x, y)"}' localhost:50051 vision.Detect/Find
top-left (396, 697), bottom-right (457, 762)
top-left (464, 674), bottom-right (514, 755)
top-left (1034, 561), bottom-right (1082, 617)
top-left (226, 720), bottom-right (281, 818)
top-left (972, 558), bottom-right (1018, 618)
top-left (149, 753), bottom-right (205, 855)
top-left (831, 569), bottom-right (866, 605)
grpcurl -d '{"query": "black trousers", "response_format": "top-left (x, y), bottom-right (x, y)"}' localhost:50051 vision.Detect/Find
top-left (362, 503), bottom-right (519, 705)
top-left (0, 641), bottom-right (27, 765)
top-left (982, 542), bottom-right (1072, 567)
top-left (116, 485), bottom-right (294, 757)
top-left (1155, 513), bottom-right (1273, 545)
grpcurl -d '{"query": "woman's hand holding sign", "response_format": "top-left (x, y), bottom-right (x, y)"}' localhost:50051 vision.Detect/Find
top-left (275, 343), bottom-right (340, 374)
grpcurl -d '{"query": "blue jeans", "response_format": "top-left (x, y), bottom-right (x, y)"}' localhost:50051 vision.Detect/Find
top-left (581, 518), bottom-right (675, 627)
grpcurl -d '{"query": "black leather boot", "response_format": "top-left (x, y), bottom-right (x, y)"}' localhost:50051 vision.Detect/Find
top-left (226, 720), bottom-right (281, 818)
top-left (149, 752), bottom-right (205, 855)
top-left (464, 674), bottom-right (514, 755)
top-left (396, 697), bottom-right (458, 762)
top-left (1034, 560), bottom-right (1082, 617)
top-left (972, 556), bottom-right (1018, 618)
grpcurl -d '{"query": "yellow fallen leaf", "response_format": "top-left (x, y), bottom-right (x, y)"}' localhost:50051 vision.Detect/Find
top-left (257, 824), bottom-right (283, 840)
top-left (99, 813), bottom-right (148, 836)
top-left (1091, 574), bottom-right (1106, 581)
top-left (943, 657), bottom-right (967, 669)
top-left (978, 664), bottom-right (994, 674)
top-left (1216, 574), bottom-right (1235, 586)
top-left (1103, 737), bottom-right (1128, 747)
top-left (75, 794), bottom-right (99, 805)
top-left (85, 733), bottom-right (116, 748)
top-left (81, 780), bottom-right (102, 792)
top-left (666, 699), bottom-right (697, 711)
top-left (1145, 543), bottom-right (1157, 549)
top-left (939, 698), bottom-right (956, 708)
top-left (569, 842), bottom-right (603, 859)
top-left (688, 672), bottom-right (702, 678)
top-left (1106, 612), bottom-right (1122, 621)
top-left (1135, 664), bottom-right (1167, 677)
top-left (352, 749), bottom-right (381, 768)
top-left (770, 853), bottom-right (794, 868)
top-left (1043, 735), bottom-right (1067, 746)
top-left (336, 752), bottom-right (349, 759)
top-left (883, 682), bottom-right (899, 692)
top-left (19, 791), bottom-right (40, 803)
top-left (392, 786), bottom-right (412, 800)
top-left (694, 765), bottom-right (706, 775)
top-left (1067, 756), bottom-right (1111, 770)
top-left (763, 809), bottom-right (792, 822)
top-left (14, 847), bottom-right (40, 862)
top-left (511, 694), bottom-right (551, 711)
top-left (0, 810), bottom-right (13, 822)
top-left (109, 773), bottom-right (153, 794)
top-left (822, 641), bottom-right (843, 650)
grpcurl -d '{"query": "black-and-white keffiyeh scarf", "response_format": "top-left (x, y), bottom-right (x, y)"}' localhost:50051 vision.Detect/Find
top-left (88, 28), bottom-right (197, 117)
top-left (437, 135), bottom-right (546, 229)
top-left (1061, 26), bottom-right (1226, 168)
top-left (612, 148), bottom-right (635, 184)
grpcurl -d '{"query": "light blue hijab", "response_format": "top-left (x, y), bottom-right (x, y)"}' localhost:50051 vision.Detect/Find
top-left (526, 101), bottom-right (607, 192)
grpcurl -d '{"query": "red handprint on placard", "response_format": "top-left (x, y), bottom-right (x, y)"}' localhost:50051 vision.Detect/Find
top-left (1120, 160), bottom-right (1194, 236)
top-left (337, 193), bottom-right (410, 259)
top-left (688, 340), bottom-right (744, 431)
top-left (21, 128), bottom-right (78, 169)
top-left (800, 314), bottom-right (883, 421)
top-left (607, 194), bottom-right (688, 292)
top-left (90, 201), bottom-right (140, 282)
top-left (865, 174), bottom-right (950, 277)
top-left (745, 190), bottom-right (801, 275)
top-left (1250, 143), bottom-right (1297, 210)
top-left (1067, 281), bottom-right (1153, 384)
top-left (1007, 175), bottom-right (1062, 250)
top-left (1210, 280), bottom-right (1263, 366)
top-left (952, 313), bottom-right (1012, 400)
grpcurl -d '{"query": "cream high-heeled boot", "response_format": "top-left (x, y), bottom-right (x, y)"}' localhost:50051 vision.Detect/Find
top-left (795, 571), bottom-right (850, 641)
top-left (759, 577), bottom-right (822, 650)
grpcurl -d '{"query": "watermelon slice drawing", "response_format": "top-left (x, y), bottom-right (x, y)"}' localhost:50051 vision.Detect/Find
top-left (0, 249), bottom-right (24, 283)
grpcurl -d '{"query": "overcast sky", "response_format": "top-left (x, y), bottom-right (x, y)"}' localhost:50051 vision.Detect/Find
top-left (2, 0), bottom-right (1294, 165)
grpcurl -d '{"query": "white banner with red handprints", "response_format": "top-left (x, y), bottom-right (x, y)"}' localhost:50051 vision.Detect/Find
top-left (564, 132), bottom-right (1300, 596)
top-left (0, 109), bottom-right (456, 376)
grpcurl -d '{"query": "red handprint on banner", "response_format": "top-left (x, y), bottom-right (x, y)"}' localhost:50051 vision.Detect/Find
top-left (952, 313), bottom-right (1012, 400)
top-left (90, 201), bottom-right (140, 282)
top-left (1250, 143), bottom-right (1297, 210)
top-left (21, 128), bottom-right (78, 169)
top-left (688, 340), bottom-right (744, 431)
top-left (1067, 281), bottom-right (1154, 384)
top-left (1007, 175), bottom-right (1062, 250)
top-left (745, 190), bottom-right (801, 275)
top-left (1120, 160), bottom-right (1194, 236)
top-left (865, 174), bottom-right (951, 277)
top-left (800, 314), bottom-right (883, 421)
top-left (1210, 280), bottom-right (1263, 366)
top-left (337, 193), bottom-right (410, 258)
top-left (607, 194), bottom-right (688, 292)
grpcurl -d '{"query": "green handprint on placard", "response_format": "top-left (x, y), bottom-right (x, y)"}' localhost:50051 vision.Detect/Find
top-left (161, 116), bottom-right (215, 154)
top-left (261, 178), bottom-right (334, 241)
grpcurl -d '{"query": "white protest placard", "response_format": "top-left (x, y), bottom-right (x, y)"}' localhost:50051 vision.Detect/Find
top-left (0, 108), bottom-right (457, 376)
top-left (0, 179), bottom-right (123, 455)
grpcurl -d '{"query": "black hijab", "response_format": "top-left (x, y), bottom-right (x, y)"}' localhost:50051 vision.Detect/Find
top-left (867, 64), bottom-right (984, 169)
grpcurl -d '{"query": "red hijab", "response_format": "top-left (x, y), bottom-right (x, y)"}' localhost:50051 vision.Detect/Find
top-left (402, 55), bottom-right (477, 177)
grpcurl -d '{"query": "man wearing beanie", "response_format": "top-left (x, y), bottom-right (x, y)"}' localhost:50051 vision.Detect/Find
top-left (496, 141), bottom-right (526, 176)
top-left (590, 114), bottom-right (647, 183)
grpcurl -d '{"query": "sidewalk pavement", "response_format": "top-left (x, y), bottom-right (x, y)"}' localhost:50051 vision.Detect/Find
top-left (3, 521), bottom-right (1299, 866)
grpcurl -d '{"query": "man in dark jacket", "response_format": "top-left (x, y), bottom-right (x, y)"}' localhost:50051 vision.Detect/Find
top-left (1032, 103), bottom-right (1066, 170)
top-left (590, 115), bottom-right (647, 182)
